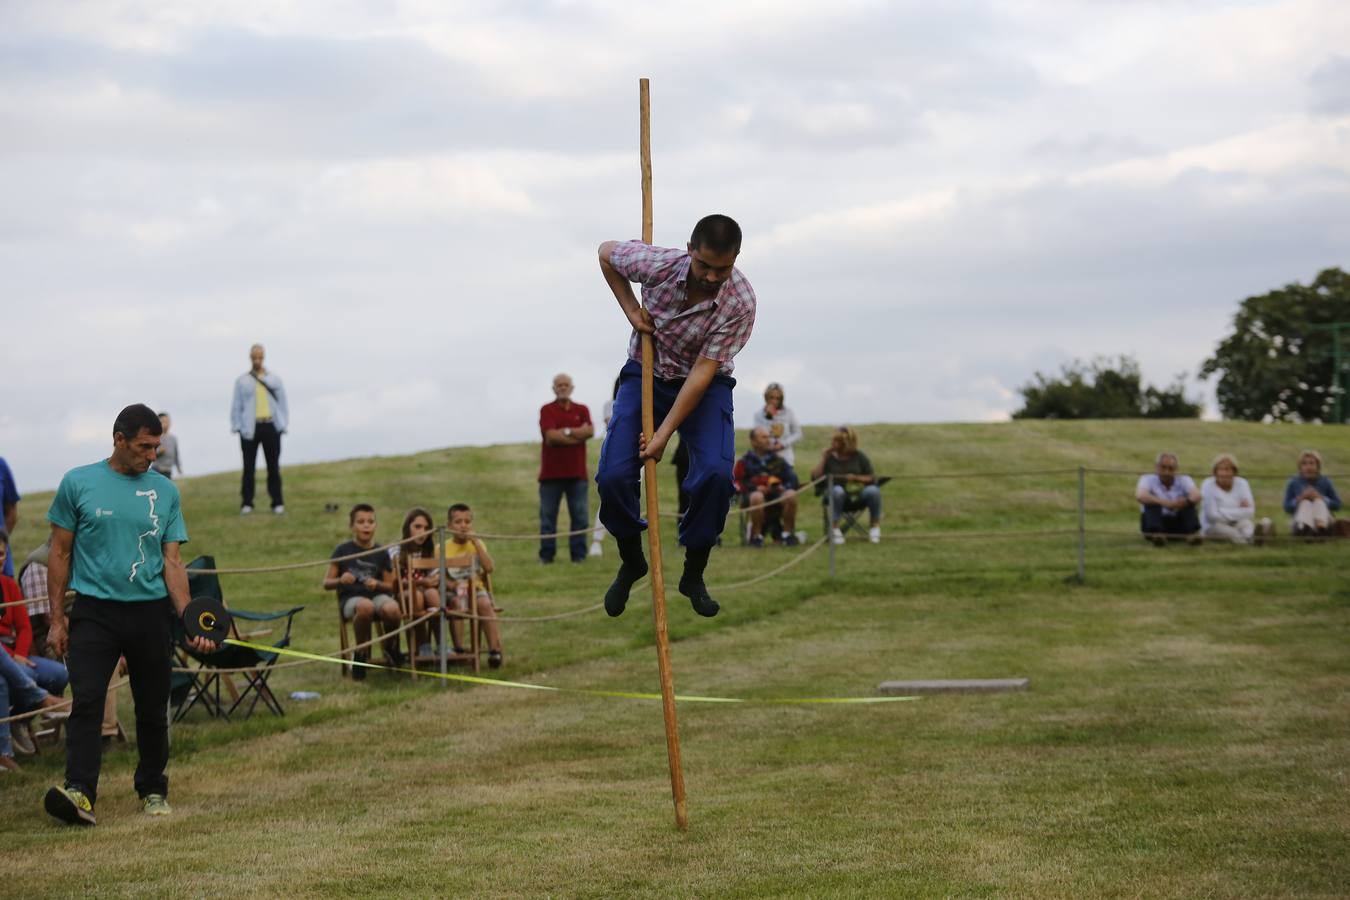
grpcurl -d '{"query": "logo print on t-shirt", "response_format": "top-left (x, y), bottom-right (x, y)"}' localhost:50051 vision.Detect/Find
top-left (129, 489), bottom-right (161, 582)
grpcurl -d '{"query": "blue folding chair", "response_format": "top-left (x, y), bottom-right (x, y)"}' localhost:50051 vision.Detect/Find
top-left (173, 556), bottom-right (304, 722)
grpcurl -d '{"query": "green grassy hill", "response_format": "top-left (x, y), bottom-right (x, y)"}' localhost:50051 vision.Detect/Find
top-left (2, 421), bottom-right (1347, 897)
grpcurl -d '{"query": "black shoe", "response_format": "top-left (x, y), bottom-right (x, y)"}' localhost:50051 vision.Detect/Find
top-left (605, 558), bottom-right (649, 617)
top-left (488, 650), bottom-right (503, 669)
top-left (351, 651), bottom-right (369, 681)
top-left (678, 575), bottom-right (720, 618)
top-left (386, 647), bottom-right (405, 668)
top-left (784, 533), bottom-right (800, 547)
top-left (748, 535), bottom-right (764, 548)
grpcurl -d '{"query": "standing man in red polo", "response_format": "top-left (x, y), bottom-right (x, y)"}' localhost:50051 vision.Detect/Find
top-left (538, 373), bottom-right (594, 564)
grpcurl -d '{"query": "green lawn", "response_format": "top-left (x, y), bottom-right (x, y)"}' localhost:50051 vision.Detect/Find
top-left (1, 421), bottom-right (1347, 898)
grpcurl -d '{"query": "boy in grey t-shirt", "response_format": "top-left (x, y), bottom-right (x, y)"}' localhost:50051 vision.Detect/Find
top-left (152, 412), bottom-right (182, 479)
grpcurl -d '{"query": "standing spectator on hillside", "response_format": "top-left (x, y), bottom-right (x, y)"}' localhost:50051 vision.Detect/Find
top-left (1136, 452), bottom-right (1201, 546)
top-left (1284, 449), bottom-right (1341, 537)
top-left (1200, 454), bottom-right (1269, 544)
top-left (151, 412), bottom-right (182, 480)
top-left (43, 403), bottom-right (217, 826)
top-left (538, 373), bottom-right (594, 565)
top-left (753, 382), bottom-right (803, 466)
top-left (0, 457), bottom-right (18, 578)
top-left (230, 343), bottom-right (288, 515)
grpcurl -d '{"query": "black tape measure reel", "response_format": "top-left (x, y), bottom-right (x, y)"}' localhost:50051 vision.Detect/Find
top-left (183, 596), bottom-right (231, 644)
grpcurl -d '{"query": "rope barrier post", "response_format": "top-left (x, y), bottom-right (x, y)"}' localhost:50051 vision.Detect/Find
top-left (827, 475), bottom-right (836, 580)
top-left (1076, 465), bottom-right (1086, 584)
top-left (640, 76), bottom-right (688, 833)
top-left (438, 525), bottom-right (449, 685)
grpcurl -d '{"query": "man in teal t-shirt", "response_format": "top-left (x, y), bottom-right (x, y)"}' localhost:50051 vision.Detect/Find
top-left (42, 404), bottom-right (215, 828)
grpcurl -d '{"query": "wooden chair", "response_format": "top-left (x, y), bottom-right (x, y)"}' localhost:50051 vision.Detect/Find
top-left (395, 553), bottom-right (476, 677)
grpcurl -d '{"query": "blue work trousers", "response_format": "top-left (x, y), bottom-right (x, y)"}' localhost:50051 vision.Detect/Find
top-left (539, 478), bottom-right (589, 562)
top-left (596, 359), bottom-right (736, 550)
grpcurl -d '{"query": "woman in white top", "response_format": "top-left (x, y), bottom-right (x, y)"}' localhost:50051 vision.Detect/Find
top-left (752, 382), bottom-right (803, 466)
top-left (1200, 453), bottom-right (1268, 544)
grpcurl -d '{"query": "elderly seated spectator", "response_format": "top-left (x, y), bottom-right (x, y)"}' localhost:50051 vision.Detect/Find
top-left (1284, 449), bottom-right (1341, 537)
top-left (737, 426), bottom-right (800, 547)
top-left (1200, 454), bottom-right (1271, 544)
top-left (752, 382), bottom-right (803, 466)
top-left (811, 426), bottom-right (882, 545)
top-left (1136, 452), bottom-right (1201, 545)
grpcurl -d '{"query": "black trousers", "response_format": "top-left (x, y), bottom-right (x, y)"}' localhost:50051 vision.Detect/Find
top-left (65, 596), bottom-right (174, 804)
top-left (241, 420), bottom-right (283, 508)
top-left (1140, 503), bottom-right (1201, 538)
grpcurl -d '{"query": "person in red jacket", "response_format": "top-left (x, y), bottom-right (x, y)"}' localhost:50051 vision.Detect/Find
top-left (0, 533), bottom-right (67, 698)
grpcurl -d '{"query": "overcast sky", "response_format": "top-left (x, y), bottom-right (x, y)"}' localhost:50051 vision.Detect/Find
top-left (3, 0), bottom-right (1348, 491)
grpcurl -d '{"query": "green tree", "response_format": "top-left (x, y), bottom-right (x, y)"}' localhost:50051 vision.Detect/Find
top-left (1200, 267), bottom-right (1350, 423)
top-left (1012, 356), bottom-right (1201, 420)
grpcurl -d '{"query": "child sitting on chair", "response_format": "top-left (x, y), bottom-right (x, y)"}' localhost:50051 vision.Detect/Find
top-left (390, 507), bottom-right (442, 658)
top-left (444, 503), bottom-right (503, 669)
top-left (323, 503), bottom-right (400, 679)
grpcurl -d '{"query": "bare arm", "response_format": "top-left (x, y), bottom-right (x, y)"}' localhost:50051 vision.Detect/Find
top-left (162, 541), bottom-right (191, 615)
top-left (598, 241), bottom-right (654, 334)
top-left (322, 561), bottom-right (350, 591)
top-left (45, 526), bottom-right (74, 656)
top-left (474, 540), bottom-right (494, 575)
top-left (640, 356), bottom-right (719, 462)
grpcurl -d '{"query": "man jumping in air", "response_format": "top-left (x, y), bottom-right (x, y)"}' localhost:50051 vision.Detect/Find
top-left (595, 214), bottom-right (756, 618)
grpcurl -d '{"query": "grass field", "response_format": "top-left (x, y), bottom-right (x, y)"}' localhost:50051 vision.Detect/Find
top-left (1, 420), bottom-right (1347, 898)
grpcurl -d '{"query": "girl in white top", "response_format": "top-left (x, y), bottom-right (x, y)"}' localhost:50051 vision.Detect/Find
top-left (1200, 453), bottom-right (1266, 544)
top-left (752, 382), bottom-right (803, 466)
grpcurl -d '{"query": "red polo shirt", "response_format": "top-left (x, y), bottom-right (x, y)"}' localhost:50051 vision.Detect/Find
top-left (539, 401), bottom-right (592, 481)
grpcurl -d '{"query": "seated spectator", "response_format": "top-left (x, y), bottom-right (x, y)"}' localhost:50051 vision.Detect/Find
top-left (1284, 449), bottom-right (1341, 537)
top-left (444, 504), bottom-right (503, 669)
top-left (1136, 452), bottom-right (1201, 545)
top-left (810, 426), bottom-right (882, 545)
top-left (389, 507), bottom-right (442, 658)
top-left (0, 532), bottom-right (68, 698)
top-left (0, 647), bottom-right (66, 771)
top-left (322, 504), bottom-right (401, 679)
top-left (17, 535), bottom-right (52, 655)
top-left (753, 382), bottom-right (803, 466)
top-left (1201, 454), bottom-right (1270, 544)
top-left (737, 426), bottom-right (800, 547)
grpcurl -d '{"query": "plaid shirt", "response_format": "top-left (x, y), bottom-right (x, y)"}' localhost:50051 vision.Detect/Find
top-left (19, 562), bottom-right (48, 616)
top-left (609, 241), bottom-right (756, 380)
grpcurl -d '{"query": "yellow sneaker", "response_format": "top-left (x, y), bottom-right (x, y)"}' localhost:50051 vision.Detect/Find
top-left (44, 785), bottom-right (96, 826)
top-left (142, 793), bottom-right (172, 816)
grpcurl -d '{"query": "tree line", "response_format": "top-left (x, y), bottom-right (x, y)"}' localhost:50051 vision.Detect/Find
top-left (1014, 267), bottom-right (1350, 422)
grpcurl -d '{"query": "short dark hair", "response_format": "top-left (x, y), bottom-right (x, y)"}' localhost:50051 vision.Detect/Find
top-left (113, 404), bottom-right (163, 441)
top-left (349, 503), bottom-right (376, 525)
top-left (689, 214), bottom-right (742, 255)
top-left (447, 503), bottom-right (471, 519)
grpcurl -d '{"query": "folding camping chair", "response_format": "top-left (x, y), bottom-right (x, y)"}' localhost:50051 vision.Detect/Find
top-left (173, 555), bottom-right (304, 721)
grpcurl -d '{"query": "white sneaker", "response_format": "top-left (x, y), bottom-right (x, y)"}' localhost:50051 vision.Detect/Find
top-left (869, 525), bottom-right (881, 544)
top-left (240, 505), bottom-right (254, 515)
top-left (831, 528), bottom-right (845, 545)
top-left (272, 505), bottom-right (285, 515)
top-left (588, 541), bottom-right (603, 557)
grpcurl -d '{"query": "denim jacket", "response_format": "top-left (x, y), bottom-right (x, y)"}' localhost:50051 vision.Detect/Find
top-left (231, 371), bottom-right (288, 440)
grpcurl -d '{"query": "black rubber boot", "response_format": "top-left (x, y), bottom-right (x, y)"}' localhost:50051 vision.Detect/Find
top-left (604, 534), bottom-right (648, 617)
top-left (678, 545), bottom-right (720, 618)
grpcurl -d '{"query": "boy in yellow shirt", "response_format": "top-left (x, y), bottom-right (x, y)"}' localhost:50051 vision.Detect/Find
top-left (444, 504), bottom-right (503, 668)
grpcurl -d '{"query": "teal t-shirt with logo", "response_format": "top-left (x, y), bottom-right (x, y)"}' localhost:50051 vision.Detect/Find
top-left (47, 461), bottom-right (189, 602)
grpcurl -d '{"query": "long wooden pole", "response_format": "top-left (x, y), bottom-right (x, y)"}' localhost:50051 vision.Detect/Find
top-left (639, 76), bottom-right (688, 832)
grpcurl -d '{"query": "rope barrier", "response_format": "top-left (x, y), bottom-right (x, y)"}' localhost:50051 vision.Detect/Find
top-left (0, 678), bottom-right (128, 727)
